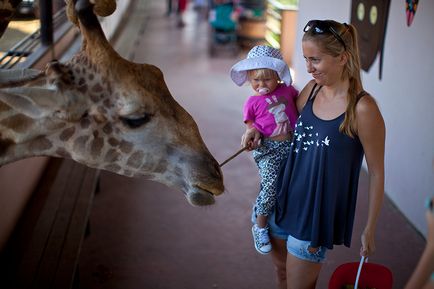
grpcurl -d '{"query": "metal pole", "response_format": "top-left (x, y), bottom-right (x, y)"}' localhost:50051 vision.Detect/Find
top-left (39, 0), bottom-right (54, 58)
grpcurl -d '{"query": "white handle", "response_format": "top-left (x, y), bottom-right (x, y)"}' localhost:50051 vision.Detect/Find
top-left (354, 256), bottom-right (368, 289)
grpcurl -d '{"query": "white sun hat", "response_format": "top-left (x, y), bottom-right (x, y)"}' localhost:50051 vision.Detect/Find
top-left (230, 45), bottom-right (292, 86)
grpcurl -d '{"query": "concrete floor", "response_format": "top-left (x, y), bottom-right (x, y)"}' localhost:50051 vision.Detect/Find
top-left (78, 1), bottom-right (426, 288)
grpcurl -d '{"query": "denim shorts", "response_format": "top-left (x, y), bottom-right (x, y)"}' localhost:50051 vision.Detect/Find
top-left (286, 235), bottom-right (327, 263)
top-left (251, 207), bottom-right (327, 263)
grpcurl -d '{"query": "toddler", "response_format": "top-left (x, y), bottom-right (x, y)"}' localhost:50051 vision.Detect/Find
top-left (230, 45), bottom-right (298, 254)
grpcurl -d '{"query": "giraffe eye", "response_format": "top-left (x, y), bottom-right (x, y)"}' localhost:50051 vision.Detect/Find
top-left (120, 114), bottom-right (152, 128)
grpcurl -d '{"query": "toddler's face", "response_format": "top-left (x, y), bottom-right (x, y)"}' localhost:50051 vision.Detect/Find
top-left (247, 69), bottom-right (280, 95)
top-left (249, 75), bottom-right (279, 95)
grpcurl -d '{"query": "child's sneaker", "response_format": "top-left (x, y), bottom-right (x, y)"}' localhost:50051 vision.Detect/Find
top-left (252, 224), bottom-right (272, 254)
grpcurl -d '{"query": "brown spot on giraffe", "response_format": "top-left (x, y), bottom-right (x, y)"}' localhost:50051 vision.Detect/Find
top-left (90, 92), bottom-right (100, 102)
top-left (91, 83), bottom-right (103, 93)
top-left (127, 151), bottom-right (144, 169)
top-left (59, 126), bottom-right (76, 141)
top-left (123, 169), bottom-right (133, 176)
top-left (55, 148), bottom-right (71, 158)
top-left (30, 137), bottom-right (53, 152)
top-left (73, 135), bottom-right (90, 152)
top-left (104, 148), bottom-right (120, 163)
top-left (0, 102), bottom-right (11, 113)
top-left (90, 136), bottom-right (104, 157)
top-left (108, 137), bottom-right (119, 147)
top-left (97, 106), bottom-right (107, 115)
top-left (78, 83), bottom-right (88, 93)
top-left (119, 140), bottom-right (133, 154)
top-left (0, 114), bottom-right (33, 133)
top-left (102, 123), bottom-right (113, 134)
top-left (45, 121), bottom-right (67, 132)
top-left (156, 161), bottom-right (169, 173)
top-left (104, 163), bottom-right (121, 173)
top-left (103, 99), bottom-right (111, 108)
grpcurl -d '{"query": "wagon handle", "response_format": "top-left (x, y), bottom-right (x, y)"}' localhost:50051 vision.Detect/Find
top-left (354, 256), bottom-right (368, 289)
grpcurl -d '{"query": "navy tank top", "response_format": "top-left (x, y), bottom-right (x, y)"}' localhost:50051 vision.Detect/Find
top-left (275, 84), bottom-right (365, 249)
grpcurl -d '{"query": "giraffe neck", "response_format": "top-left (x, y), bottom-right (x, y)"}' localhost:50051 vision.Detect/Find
top-left (0, 97), bottom-right (68, 165)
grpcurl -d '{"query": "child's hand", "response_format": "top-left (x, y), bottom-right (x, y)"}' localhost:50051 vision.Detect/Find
top-left (241, 127), bottom-right (261, 150)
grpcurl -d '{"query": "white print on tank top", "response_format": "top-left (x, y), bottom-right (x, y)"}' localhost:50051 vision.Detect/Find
top-left (266, 95), bottom-right (291, 137)
top-left (291, 118), bottom-right (331, 153)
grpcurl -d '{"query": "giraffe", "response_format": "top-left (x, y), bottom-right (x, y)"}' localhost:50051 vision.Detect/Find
top-left (0, 0), bottom-right (225, 206)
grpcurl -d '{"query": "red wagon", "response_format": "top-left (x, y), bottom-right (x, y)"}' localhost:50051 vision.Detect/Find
top-left (328, 257), bottom-right (393, 289)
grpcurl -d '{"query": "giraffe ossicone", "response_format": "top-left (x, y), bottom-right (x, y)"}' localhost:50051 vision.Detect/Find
top-left (0, 0), bottom-right (224, 206)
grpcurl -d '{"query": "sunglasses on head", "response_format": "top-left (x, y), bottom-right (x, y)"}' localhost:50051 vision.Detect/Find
top-left (303, 20), bottom-right (348, 51)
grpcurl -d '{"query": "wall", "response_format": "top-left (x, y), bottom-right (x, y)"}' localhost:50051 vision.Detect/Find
top-left (0, 159), bottom-right (49, 249)
top-left (291, 0), bottom-right (434, 236)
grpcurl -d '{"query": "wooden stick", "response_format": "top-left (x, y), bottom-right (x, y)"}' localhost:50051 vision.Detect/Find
top-left (219, 146), bottom-right (248, 167)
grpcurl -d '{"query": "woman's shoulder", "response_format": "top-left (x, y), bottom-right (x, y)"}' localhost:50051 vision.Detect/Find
top-left (354, 91), bottom-right (385, 142)
top-left (355, 91), bottom-right (379, 115)
top-left (355, 91), bottom-right (384, 130)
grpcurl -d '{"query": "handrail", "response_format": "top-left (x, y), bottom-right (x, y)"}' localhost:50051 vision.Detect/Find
top-left (0, 7), bottom-right (68, 69)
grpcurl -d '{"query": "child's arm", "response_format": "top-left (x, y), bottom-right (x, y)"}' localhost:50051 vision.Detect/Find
top-left (241, 121), bottom-right (261, 150)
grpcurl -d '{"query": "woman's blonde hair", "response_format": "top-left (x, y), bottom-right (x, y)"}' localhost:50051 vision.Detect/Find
top-left (303, 20), bottom-right (363, 138)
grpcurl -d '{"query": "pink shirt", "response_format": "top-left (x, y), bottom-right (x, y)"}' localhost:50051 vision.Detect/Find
top-left (243, 84), bottom-right (299, 138)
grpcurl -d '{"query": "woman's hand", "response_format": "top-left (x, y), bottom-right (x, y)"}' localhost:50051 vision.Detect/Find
top-left (360, 227), bottom-right (376, 257)
top-left (241, 126), bottom-right (261, 150)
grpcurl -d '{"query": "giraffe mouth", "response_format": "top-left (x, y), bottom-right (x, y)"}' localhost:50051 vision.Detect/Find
top-left (187, 186), bottom-right (216, 206)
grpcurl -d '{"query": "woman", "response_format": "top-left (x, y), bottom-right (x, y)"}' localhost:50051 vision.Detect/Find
top-left (242, 19), bottom-right (385, 289)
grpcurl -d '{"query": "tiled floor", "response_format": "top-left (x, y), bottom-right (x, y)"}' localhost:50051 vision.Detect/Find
top-left (78, 1), bottom-right (426, 288)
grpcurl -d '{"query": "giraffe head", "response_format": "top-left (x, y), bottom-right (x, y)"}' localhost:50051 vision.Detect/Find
top-left (0, 0), bottom-right (224, 206)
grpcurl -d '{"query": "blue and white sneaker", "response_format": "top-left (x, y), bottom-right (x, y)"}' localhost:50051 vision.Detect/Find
top-left (252, 224), bottom-right (272, 254)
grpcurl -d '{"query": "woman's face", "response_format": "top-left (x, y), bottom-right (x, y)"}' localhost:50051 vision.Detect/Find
top-left (302, 40), bottom-right (345, 86)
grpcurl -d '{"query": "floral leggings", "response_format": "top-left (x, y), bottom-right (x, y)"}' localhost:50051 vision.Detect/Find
top-left (252, 139), bottom-right (291, 216)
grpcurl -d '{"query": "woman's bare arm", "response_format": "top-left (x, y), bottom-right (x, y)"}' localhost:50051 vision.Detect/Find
top-left (356, 94), bottom-right (386, 256)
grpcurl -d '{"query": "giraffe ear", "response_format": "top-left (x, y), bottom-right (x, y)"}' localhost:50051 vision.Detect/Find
top-left (1, 68), bottom-right (89, 121)
top-left (0, 88), bottom-right (56, 118)
top-left (0, 68), bottom-right (42, 84)
top-left (0, 86), bottom-right (85, 120)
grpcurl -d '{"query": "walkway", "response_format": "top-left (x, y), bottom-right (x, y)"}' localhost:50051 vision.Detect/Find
top-left (78, 1), bottom-right (426, 288)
